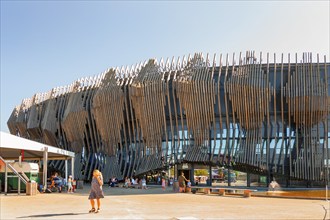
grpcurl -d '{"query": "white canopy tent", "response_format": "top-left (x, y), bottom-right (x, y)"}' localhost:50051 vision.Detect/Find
top-left (0, 131), bottom-right (75, 193)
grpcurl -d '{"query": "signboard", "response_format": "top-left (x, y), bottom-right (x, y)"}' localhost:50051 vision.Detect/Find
top-left (182, 163), bottom-right (188, 169)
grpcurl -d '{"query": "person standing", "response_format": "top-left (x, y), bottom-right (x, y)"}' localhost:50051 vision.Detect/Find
top-left (186, 180), bottom-right (192, 193)
top-left (67, 175), bottom-right (73, 193)
top-left (178, 172), bottom-right (188, 193)
top-left (88, 170), bottom-right (104, 213)
top-left (161, 177), bottom-right (166, 191)
top-left (141, 176), bottom-right (147, 189)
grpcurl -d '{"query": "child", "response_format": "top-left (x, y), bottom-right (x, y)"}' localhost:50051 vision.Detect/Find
top-left (141, 177), bottom-right (147, 189)
top-left (169, 177), bottom-right (173, 186)
top-left (67, 175), bottom-right (73, 193)
top-left (186, 180), bottom-right (192, 193)
top-left (161, 178), bottom-right (166, 191)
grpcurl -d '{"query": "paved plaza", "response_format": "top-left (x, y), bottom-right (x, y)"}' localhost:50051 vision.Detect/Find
top-left (1, 185), bottom-right (329, 219)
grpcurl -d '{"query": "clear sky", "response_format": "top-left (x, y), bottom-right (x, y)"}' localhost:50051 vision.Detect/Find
top-left (1, 1), bottom-right (329, 132)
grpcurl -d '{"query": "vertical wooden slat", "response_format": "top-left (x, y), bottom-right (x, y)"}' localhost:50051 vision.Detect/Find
top-left (6, 51), bottom-right (329, 184)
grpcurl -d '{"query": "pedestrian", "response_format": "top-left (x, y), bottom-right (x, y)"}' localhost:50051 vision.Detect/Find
top-left (67, 175), bottom-right (73, 193)
top-left (88, 169), bottom-right (104, 213)
top-left (141, 177), bottom-right (147, 189)
top-left (109, 178), bottom-right (112, 188)
top-left (169, 177), bottom-right (173, 186)
top-left (178, 172), bottom-right (188, 193)
top-left (186, 180), bottom-right (192, 193)
top-left (161, 177), bottom-right (166, 191)
top-left (124, 176), bottom-right (130, 188)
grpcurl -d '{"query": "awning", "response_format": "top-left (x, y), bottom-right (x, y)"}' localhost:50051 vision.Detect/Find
top-left (0, 131), bottom-right (75, 194)
top-left (0, 131), bottom-right (74, 160)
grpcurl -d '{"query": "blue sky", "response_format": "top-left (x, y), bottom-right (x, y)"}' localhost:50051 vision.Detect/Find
top-left (1, 1), bottom-right (329, 132)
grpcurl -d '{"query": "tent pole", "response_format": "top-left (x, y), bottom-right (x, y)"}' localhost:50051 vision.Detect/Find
top-left (43, 147), bottom-right (48, 192)
top-left (71, 157), bottom-right (75, 180)
top-left (65, 159), bottom-right (68, 183)
top-left (5, 162), bottom-right (8, 195)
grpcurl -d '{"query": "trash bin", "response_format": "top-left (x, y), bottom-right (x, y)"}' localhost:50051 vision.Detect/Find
top-left (26, 181), bottom-right (37, 196)
top-left (77, 180), bottom-right (84, 189)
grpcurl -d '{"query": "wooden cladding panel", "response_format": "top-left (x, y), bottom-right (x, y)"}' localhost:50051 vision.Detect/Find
top-left (7, 52), bottom-right (330, 183)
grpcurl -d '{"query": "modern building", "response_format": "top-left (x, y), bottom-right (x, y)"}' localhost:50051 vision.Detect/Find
top-left (7, 52), bottom-right (330, 186)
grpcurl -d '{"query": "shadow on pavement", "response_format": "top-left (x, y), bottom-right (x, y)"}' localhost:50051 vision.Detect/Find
top-left (17, 212), bottom-right (89, 218)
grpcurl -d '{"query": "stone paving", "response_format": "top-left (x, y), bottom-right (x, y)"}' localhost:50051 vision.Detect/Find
top-left (1, 185), bottom-right (329, 219)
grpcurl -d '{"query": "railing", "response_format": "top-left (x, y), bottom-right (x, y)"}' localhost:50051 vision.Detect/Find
top-left (0, 156), bottom-right (29, 186)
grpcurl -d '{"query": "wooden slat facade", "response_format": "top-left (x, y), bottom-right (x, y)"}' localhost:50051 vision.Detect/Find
top-left (7, 52), bottom-right (330, 184)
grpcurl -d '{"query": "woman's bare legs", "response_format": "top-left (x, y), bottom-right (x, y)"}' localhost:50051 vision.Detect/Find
top-left (97, 199), bottom-right (101, 210)
top-left (89, 199), bottom-right (95, 212)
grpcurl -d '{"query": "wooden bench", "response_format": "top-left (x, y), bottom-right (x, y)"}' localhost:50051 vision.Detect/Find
top-left (218, 188), bottom-right (257, 198)
top-left (191, 186), bottom-right (215, 195)
top-left (191, 186), bottom-right (257, 198)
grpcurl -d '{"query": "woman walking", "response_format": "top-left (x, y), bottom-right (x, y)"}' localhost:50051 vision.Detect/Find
top-left (88, 169), bottom-right (104, 213)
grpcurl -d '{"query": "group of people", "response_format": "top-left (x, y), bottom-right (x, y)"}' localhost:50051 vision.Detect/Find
top-left (123, 176), bottom-right (147, 189)
top-left (45, 170), bottom-right (105, 214)
top-left (48, 173), bottom-right (74, 193)
top-left (86, 170), bottom-right (193, 214)
top-left (48, 173), bottom-right (63, 193)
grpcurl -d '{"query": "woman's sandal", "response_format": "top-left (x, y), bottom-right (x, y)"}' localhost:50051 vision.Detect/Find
top-left (89, 208), bottom-right (95, 213)
top-left (95, 208), bottom-right (100, 213)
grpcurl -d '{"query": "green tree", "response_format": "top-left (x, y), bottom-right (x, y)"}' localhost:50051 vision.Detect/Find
top-left (194, 169), bottom-right (209, 176)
